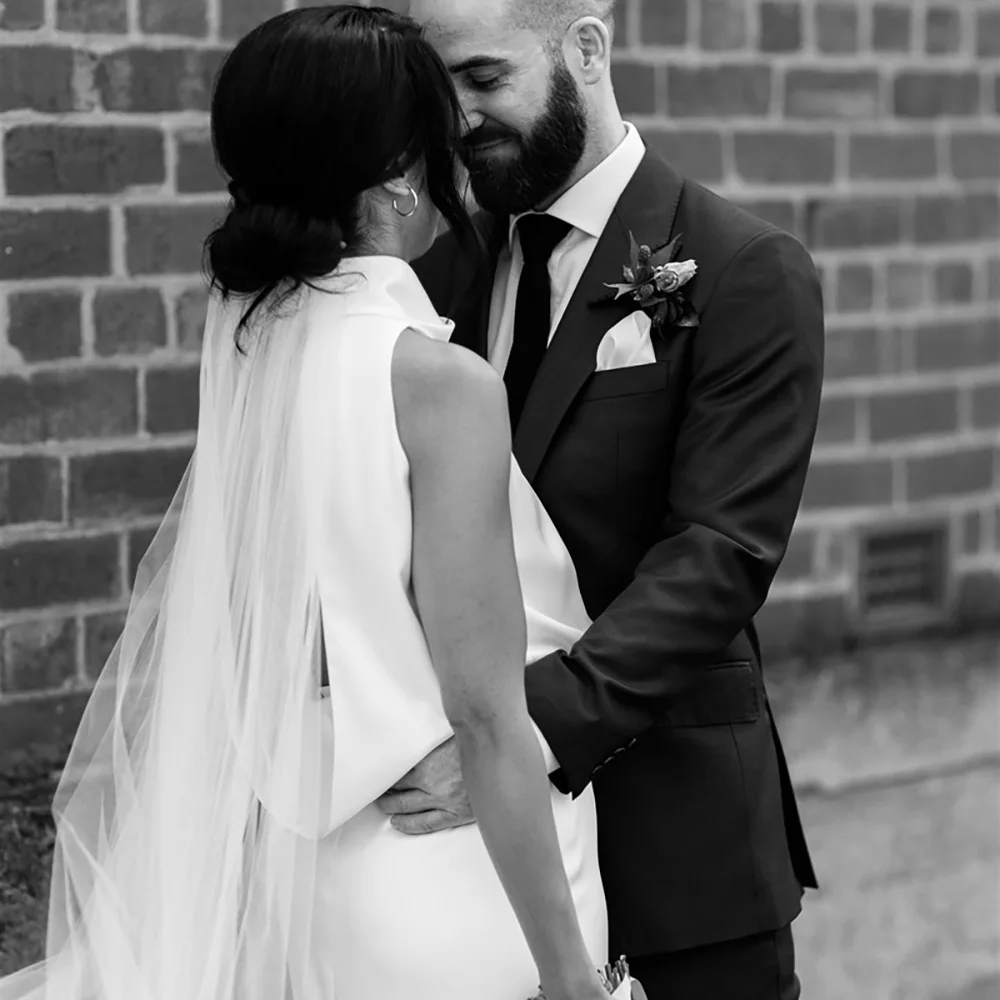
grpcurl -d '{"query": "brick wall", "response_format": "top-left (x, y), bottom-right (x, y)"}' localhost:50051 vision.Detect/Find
top-left (0, 0), bottom-right (998, 718)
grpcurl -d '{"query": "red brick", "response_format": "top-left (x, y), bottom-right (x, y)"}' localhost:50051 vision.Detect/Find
top-left (848, 134), bottom-right (938, 181)
top-left (893, 71), bottom-right (980, 119)
top-left (961, 509), bottom-right (984, 555)
top-left (774, 527), bottom-right (818, 583)
top-left (0, 535), bottom-right (121, 612)
top-left (125, 204), bottom-right (222, 275)
top-left (667, 64), bottom-right (772, 117)
top-left (814, 394), bottom-right (859, 445)
top-left (784, 69), bottom-right (880, 119)
top-left (69, 447), bottom-right (192, 521)
top-left (869, 388), bottom-right (959, 443)
top-left (97, 47), bottom-right (227, 113)
top-left (949, 131), bottom-right (1000, 182)
top-left (0, 209), bottom-right (111, 280)
top-left (955, 571), bottom-right (1000, 630)
top-left (83, 611), bottom-right (127, 680)
top-left (0, 377), bottom-right (43, 444)
top-left (0, 46), bottom-right (77, 113)
top-left (733, 130), bottom-right (835, 185)
top-left (641, 0), bottom-right (688, 46)
top-left (932, 262), bottom-right (974, 305)
top-left (0, 0), bottom-right (44, 29)
top-left (988, 258), bottom-right (1000, 302)
top-left (735, 199), bottom-right (801, 239)
top-left (0, 370), bottom-right (136, 445)
top-left (699, 0), bottom-right (747, 51)
top-left (39, 369), bottom-right (139, 442)
top-left (0, 456), bottom-right (63, 527)
top-left (824, 325), bottom-right (882, 380)
top-left (834, 262), bottom-right (875, 313)
top-left (642, 129), bottom-right (725, 184)
top-left (801, 457), bottom-right (894, 510)
top-left (57, 0), bottom-right (127, 31)
top-left (759, 1), bottom-right (802, 52)
top-left (127, 526), bottom-right (158, 587)
top-left (815, 2), bottom-right (859, 54)
top-left (1, 618), bottom-right (78, 695)
top-left (176, 130), bottom-right (225, 193)
top-left (145, 366), bottom-right (200, 434)
top-left (913, 318), bottom-right (1000, 373)
top-left (176, 287), bottom-right (209, 352)
top-left (905, 448), bottom-right (995, 503)
top-left (5, 125), bottom-right (164, 196)
top-left (886, 261), bottom-right (925, 311)
top-left (925, 6), bottom-right (962, 55)
top-left (807, 197), bottom-right (904, 250)
top-left (978, 10), bottom-right (1000, 58)
top-left (93, 288), bottom-right (168, 356)
top-left (612, 62), bottom-right (658, 115)
top-left (7, 290), bottom-right (82, 362)
top-left (971, 383), bottom-right (1000, 430)
top-left (872, 4), bottom-right (911, 52)
top-left (914, 193), bottom-right (999, 245)
top-left (220, 0), bottom-right (284, 40)
top-left (140, 0), bottom-right (207, 36)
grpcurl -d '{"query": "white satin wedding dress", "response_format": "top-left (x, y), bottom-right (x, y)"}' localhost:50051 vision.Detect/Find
top-left (0, 254), bottom-right (606, 1000)
top-left (297, 255), bottom-right (607, 999)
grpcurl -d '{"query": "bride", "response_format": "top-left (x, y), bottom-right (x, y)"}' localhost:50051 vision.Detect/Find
top-left (0, 7), bottom-right (614, 1000)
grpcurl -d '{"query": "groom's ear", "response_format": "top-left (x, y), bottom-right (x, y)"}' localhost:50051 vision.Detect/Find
top-left (564, 17), bottom-right (612, 84)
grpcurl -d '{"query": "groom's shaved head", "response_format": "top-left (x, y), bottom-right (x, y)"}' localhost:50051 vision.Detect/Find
top-left (507, 0), bottom-right (618, 36)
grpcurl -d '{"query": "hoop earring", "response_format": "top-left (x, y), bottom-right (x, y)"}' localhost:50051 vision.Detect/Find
top-left (392, 184), bottom-right (419, 219)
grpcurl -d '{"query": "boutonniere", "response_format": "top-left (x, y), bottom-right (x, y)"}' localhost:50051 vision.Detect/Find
top-left (602, 232), bottom-right (699, 333)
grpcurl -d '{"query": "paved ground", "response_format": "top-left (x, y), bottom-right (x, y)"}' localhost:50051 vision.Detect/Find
top-left (773, 636), bottom-right (1000, 999)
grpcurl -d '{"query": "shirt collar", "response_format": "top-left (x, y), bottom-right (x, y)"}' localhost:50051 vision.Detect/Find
top-left (508, 122), bottom-right (646, 246)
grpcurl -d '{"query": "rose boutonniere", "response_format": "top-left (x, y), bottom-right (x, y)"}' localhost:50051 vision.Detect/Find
top-left (603, 231), bottom-right (699, 333)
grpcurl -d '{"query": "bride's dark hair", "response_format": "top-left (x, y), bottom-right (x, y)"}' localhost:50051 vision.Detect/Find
top-left (205, 5), bottom-right (479, 331)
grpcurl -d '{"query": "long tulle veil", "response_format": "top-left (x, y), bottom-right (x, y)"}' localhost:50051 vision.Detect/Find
top-left (0, 290), bottom-right (337, 1000)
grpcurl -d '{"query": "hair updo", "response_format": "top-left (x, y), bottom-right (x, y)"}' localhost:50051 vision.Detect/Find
top-left (205, 5), bottom-right (478, 333)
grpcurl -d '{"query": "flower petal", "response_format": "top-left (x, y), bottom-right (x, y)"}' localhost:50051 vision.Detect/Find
top-left (628, 230), bottom-right (642, 273)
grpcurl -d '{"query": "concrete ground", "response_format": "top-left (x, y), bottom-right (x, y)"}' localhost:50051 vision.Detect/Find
top-left (772, 635), bottom-right (1000, 999)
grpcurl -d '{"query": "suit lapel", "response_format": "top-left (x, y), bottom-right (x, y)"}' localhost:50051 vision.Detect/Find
top-left (513, 154), bottom-right (686, 483)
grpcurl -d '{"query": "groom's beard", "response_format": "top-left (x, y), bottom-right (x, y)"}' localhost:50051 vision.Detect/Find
top-left (461, 60), bottom-right (588, 217)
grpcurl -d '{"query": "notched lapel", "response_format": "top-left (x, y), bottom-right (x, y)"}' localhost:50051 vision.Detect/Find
top-left (513, 154), bottom-right (685, 483)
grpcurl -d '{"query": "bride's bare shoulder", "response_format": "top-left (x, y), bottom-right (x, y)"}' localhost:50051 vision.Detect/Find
top-left (391, 327), bottom-right (509, 465)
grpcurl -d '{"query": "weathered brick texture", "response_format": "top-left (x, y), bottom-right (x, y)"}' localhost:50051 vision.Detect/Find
top-left (1, 0), bottom-right (998, 707)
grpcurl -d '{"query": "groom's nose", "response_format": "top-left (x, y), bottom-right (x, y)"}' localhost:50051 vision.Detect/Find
top-left (460, 108), bottom-right (486, 135)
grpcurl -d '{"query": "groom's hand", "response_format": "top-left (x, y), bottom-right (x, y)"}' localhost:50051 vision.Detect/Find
top-left (375, 738), bottom-right (474, 835)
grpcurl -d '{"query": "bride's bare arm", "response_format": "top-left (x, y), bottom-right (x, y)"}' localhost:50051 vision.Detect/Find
top-left (393, 329), bottom-right (606, 1000)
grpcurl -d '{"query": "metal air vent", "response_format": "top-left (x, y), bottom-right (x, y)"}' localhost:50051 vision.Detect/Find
top-left (857, 522), bottom-right (950, 624)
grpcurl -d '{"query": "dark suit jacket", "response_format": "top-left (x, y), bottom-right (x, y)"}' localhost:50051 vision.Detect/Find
top-left (413, 152), bottom-right (823, 959)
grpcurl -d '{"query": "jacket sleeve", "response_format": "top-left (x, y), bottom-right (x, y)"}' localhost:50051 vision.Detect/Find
top-left (524, 229), bottom-right (825, 797)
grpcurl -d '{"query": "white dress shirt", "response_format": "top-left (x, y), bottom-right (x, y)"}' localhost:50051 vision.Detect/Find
top-left (498, 124), bottom-right (647, 772)
top-left (488, 122), bottom-right (647, 375)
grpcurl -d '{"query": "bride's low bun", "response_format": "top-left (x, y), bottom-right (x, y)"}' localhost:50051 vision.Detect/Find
top-left (206, 188), bottom-right (349, 305)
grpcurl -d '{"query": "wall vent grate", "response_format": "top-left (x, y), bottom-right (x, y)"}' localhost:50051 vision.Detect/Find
top-left (858, 524), bottom-right (949, 622)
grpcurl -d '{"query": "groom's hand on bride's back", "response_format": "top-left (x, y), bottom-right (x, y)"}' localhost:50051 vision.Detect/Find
top-left (376, 738), bottom-right (475, 835)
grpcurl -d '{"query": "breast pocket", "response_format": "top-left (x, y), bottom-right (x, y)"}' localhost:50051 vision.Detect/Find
top-left (578, 361), bottom-right (672, 402)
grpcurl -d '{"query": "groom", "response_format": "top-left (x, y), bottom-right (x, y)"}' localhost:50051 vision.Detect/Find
top-left (381, 1), bottom-right (823, 997)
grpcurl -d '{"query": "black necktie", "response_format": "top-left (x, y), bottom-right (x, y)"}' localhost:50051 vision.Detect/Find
top-left (505, 214), bottom-right (572, 432)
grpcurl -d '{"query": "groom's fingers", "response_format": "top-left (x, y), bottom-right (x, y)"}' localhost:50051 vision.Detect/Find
top-left (376, 787), bottom-right (434, 815)
top-left (389, 809), bottom-right (466, 836)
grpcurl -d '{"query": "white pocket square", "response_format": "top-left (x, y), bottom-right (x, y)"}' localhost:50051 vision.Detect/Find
top-left (595, 311), bottom-right (656, 372)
